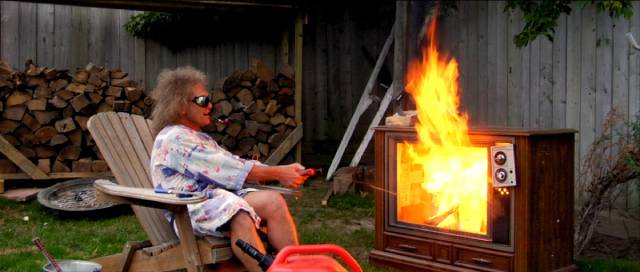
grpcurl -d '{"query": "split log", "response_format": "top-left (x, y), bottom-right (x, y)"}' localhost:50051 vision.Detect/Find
top-left (0, 61), bottom-right (153, 173)
top-left (3, 106), bottom-right (26, 121)
top-left (37, 159), bottom-right (51, 173)
top-left (54, 118), bottom-right (76, 133)
top-left (34, 126), bottom-right (57, 143)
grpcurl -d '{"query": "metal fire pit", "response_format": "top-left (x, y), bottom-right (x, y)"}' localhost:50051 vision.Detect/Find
top-left (37, 177), bottom-right (121, 212)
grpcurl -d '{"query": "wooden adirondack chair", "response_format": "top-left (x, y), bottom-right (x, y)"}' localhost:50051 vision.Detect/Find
top-left (88, 111), bottom-right (241, 272)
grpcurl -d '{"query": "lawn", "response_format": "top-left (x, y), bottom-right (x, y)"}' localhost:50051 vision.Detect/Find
top-left (0, 177), bottom-right (638, 271)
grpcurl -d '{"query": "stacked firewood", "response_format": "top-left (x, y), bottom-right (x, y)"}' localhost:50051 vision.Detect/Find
top-left (0, 60), bottom-right (152, 174)
top-left (202, 62), bottom-right (297, 161)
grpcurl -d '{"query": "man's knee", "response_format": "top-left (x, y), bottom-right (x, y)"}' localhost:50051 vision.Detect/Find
top-left (230, 211), bottom-right (256, 230)
top-left (261, 191), bottom-right (289, 215)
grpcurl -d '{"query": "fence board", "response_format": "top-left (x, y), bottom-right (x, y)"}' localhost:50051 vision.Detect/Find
top-left (19, 2), bottom-right (36, 66)
top-left (613, 16), bottom-right (630, 209)
top-left (486, 2), bottom-right (498, 125)
top-left (462, 1), bottom-right (478, 121)
top-left (36, 3), bottom-right (55, 66)
top-left (540, 37), bottom-right (553, 129)
top-left (144, 40), bottom-right (162, 90)
top-left (552, 15), bottom-right (567, 129)
top-left (104, 8), bottom-right (118, 69)
top-left (118, 10), bottom-right (133, 79)
top-left (579, 7), bottom-right (597, 189)
top-left (566, 10), bottom-right (582, 132)
top-left (629, 3), bottom-right (640, 211)
top-left (70, 6), bottom-right (88, 70)
top-left (566, 7), bottom-right (582, 196)
top-left (475, 1), bottom-right (488, 126)
top-left (312, 15), bottom-right (328, 140)
top-left (464, 2), bottom-right (477, 118)
top-left (595, 12), bottom-right (613, 138)
top-left (53, 4), bottom-right (71, 69)
top-left (529, 38), bottom-right (541, 128)
top-left (1, 2), bottom-right (20, 66)
top-left (133, 14), bottom-right (146, 88)
top-left (507, 9), bottom-right (522, 128)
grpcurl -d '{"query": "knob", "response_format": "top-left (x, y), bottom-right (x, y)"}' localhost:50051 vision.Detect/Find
top-left (495, 168), bottom-right (508, 182)
top-left (494, 151), bottom-right (507, 165)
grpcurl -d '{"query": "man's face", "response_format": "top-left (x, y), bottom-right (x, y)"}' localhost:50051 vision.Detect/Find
top-left (181, 83), bottom-right (212, 130)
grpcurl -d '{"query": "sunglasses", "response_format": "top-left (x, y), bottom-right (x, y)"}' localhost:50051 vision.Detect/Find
top-left (191, 95), bottom-right (212, 107)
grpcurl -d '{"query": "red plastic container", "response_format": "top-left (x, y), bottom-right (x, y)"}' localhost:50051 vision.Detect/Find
top-left (267, 244), bottom-right (362, 272)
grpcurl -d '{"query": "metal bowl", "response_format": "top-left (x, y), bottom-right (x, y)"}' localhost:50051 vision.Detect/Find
top-left (42, 260), bottom-right (102, 272)
top-left (37, 177), bottom-right (121, 212)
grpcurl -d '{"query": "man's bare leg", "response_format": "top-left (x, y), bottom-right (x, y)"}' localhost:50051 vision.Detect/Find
top-left (229, 212), bottom-right (265, 272)
top-left (244, 190), bottom-right (299, 250)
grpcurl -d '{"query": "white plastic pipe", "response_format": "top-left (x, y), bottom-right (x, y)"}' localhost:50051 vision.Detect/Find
top-left (626, 32), bottom-right (640, 51)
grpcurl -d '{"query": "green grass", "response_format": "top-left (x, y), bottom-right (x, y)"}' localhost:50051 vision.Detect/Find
top-left (577, 258), bottom-right (640, 272)
top-left (0, 197), bottom-right (145, 272)
top-left (0, 179), bottom-right (637, 272)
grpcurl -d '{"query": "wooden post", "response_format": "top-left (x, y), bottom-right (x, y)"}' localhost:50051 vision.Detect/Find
top-left (294, 14), bottom-right (304, 163)
top-left (0, 179), bottom-right (4, 194)
top-left (264, 125), bottom-right (303, 165)
top-left (281, 30), bottom-right (290, 66)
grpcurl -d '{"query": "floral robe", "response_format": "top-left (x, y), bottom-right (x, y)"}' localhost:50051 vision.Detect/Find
top-left (150, 125), bottom-right (261, 237)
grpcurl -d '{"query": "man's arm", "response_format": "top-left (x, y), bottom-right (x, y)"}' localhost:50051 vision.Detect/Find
top-left (246, 163), bottom-right (307, 189)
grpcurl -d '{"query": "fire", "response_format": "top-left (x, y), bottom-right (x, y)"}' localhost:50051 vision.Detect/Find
top-left (396, 17), bottom-right (488, 234)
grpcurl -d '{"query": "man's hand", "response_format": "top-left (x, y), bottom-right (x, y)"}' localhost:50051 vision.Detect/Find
top-left (276, 163), bottom-right (308, 189)
top-left (246, 163), bottom-right (309, 188)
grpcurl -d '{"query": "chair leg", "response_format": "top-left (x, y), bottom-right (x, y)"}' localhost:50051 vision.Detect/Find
top-left (172, 206), bottom-right (204, 272)
top-left (118, 240), bottom-right (151, 272)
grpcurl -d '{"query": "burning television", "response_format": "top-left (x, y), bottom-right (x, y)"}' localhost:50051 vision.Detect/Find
top-left (369, 14), bottom-right (575, 272)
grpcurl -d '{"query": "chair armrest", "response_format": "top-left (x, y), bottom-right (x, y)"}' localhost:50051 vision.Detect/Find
top-left (94, 179), bottom-right (206, 209)
top-left (244, 184), bottom-right (303, 197)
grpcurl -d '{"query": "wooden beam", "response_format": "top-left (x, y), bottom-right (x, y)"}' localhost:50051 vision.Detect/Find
top-left (264, 125), bottom-right (303, 165)
top-left (0, 172), bottom-right (112, 180)
top-left (294, 14), bottom-right (304, 163)
top-left (15, 0), bottom-right (297, 13)
top-left (0, 135), bottom-right (48, 180)
top-left (349, 82), bottom-right (395, 167)
top-left (325, 24), bottom-right (395, 180)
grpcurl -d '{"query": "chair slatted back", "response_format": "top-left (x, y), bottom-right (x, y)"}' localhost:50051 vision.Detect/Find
top-left (88, 112), bottom-right (177, 245)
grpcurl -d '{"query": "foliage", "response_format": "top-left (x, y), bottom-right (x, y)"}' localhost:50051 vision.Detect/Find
top-left (504, 0), bottom-right (634, 48)
top-left (574, 110), bottom-right (640, 255)
top-left (124, 10), bottom-right (286, 52)
top-left (124, 12), bottom-right (177, 41)
top-left (124, 12), bottom-right (204, 52)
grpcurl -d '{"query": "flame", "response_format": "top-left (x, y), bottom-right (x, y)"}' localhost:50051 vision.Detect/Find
top-left (396, 17), bottom-right (488, 234)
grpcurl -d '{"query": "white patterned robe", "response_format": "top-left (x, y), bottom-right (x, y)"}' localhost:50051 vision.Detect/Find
top-left (150, 125), bottom-right (261, 237)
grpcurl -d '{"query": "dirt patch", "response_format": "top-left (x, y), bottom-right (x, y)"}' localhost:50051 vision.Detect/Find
top-left (581, 233), bottom-right (640, 261)
top-left (306, 218), bottom-right (374, 233)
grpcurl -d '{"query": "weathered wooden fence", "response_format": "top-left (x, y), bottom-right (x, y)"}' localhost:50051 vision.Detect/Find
top-left (0, 1), bottom-right (638, 212)
top-left (437, 1), bottom-right (640, 212)
top-left (0, 1), bottom-right (288, 90)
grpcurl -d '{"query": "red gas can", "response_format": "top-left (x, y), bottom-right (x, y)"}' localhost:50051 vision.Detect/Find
top-left (267, 244), bottom-right (362, 272)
